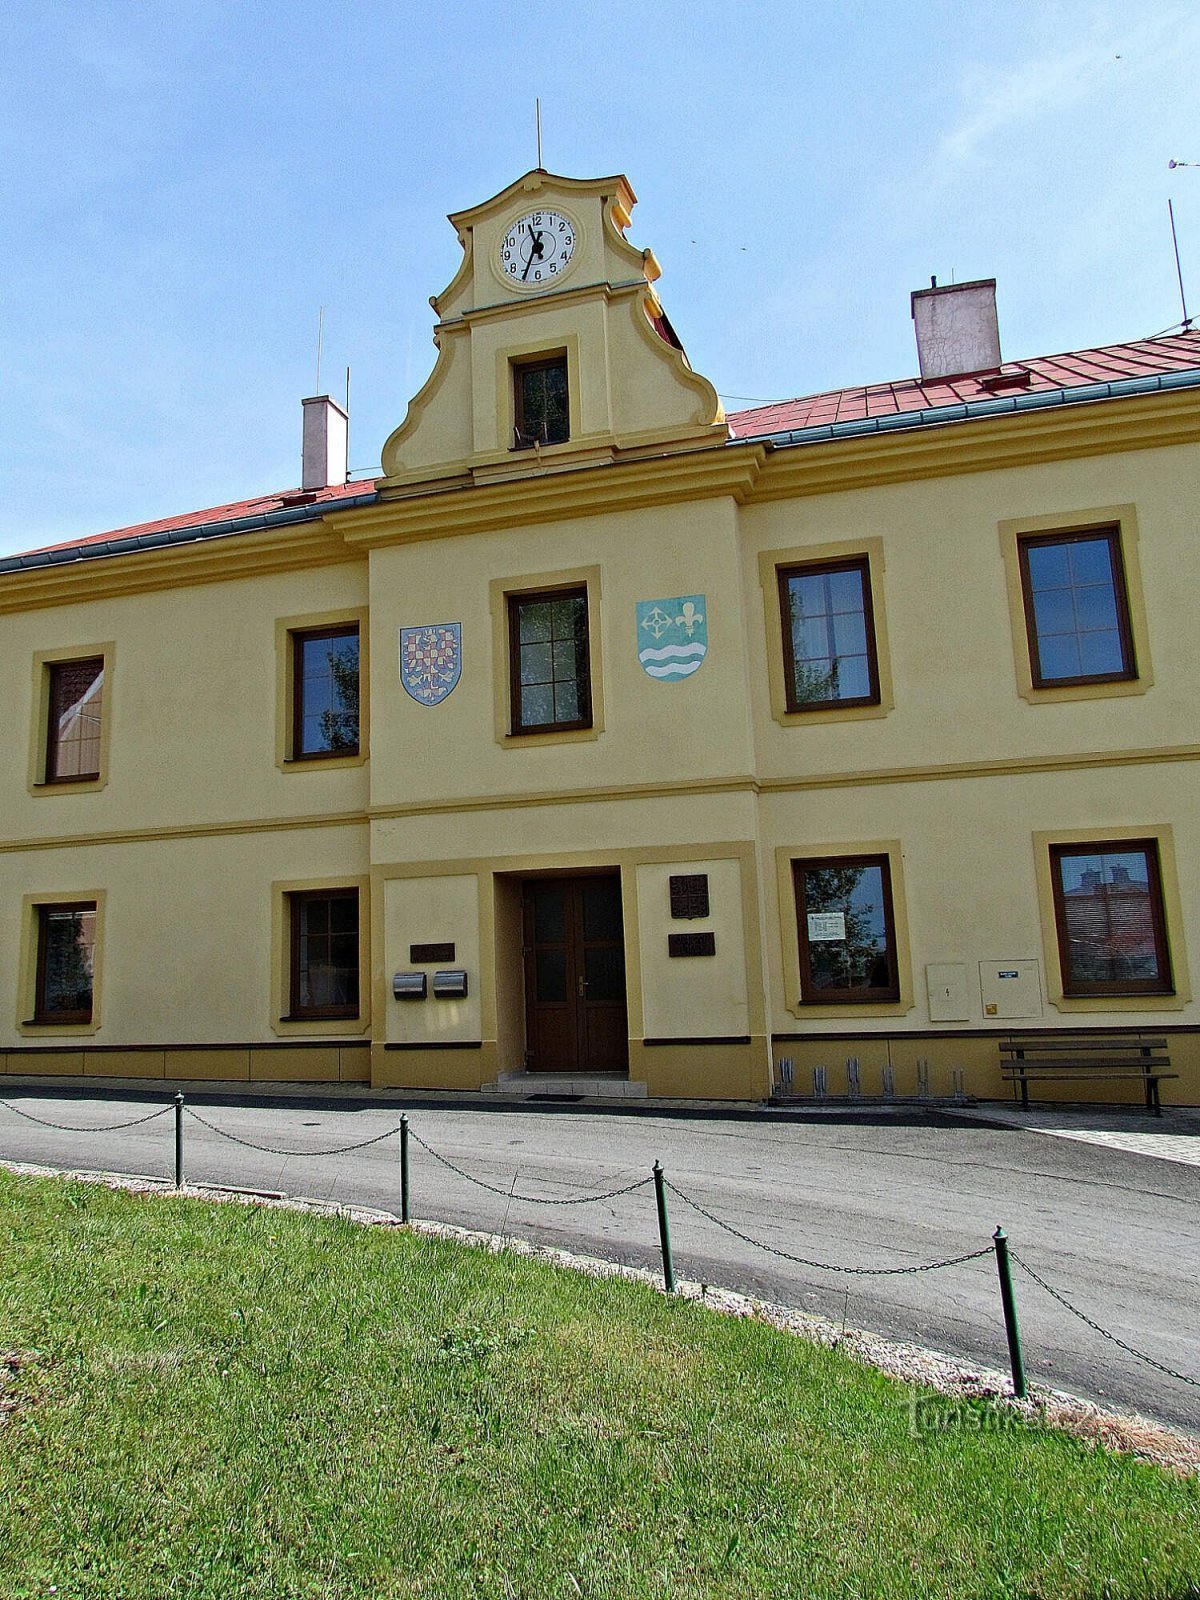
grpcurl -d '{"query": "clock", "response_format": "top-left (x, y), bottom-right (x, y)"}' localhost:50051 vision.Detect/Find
top-left (499, 209), bottom-right (577, 288)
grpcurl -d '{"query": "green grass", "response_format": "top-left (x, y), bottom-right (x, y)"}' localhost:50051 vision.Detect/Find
top-left (0, 1172), bottom-right (1196, 1600)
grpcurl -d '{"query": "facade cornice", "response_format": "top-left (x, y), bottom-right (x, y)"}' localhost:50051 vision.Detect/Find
top-left (340, 445), bottom-right (766, 547)
top-left (6, 744), bottom-right (1194, 856)
top-left (0, 521), bottom-right (360, 616)
top-left (753, 385), bottom-right (1200, 500)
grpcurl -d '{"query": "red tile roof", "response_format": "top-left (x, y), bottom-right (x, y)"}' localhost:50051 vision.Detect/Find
top-left (13, 331), bottom-right (1200, 560)
top-left (19, 478), bottom-right (374, 558)
top-left (725, 330), bottom-right (1200, 438)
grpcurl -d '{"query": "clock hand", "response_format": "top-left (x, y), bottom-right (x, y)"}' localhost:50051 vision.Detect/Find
top-left (522, 228), bottom-right (542, 280)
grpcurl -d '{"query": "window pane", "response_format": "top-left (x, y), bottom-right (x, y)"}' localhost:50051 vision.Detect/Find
top-left (511, 589), bottom-right (589, 731)
top-left (520, 683), bottom-right (554, 726)
top-left (518, 361), bottom-right (569, 445)
top-left (38, 906), bottom-right (96, 1020)
top-left (48, 659), bottom-right (104, 780)
top-left (296, 630), bottom-right (359, 756)
top-left (1077, 629), bottom-right (1125, 677)
top-left (1023, 533), bottom-right (1131, 684)
top-left (582, 877), bottom-right (623, 941)
top-left (783, 563), bottom-right (875, 708)
top-left (519, 603), bottom-right (553, 644)
top-left (531, 885), bottom-right (566, 943)
top-left (1054, 846), bottom-right (1167, 989)
top-left (294, 892), bottom-right (358, 1015)
top-left (521, 642), bottom-right (553, 685)
top-left (798, 859), bottom-right (896, 1000)
top-left (535, 949), bottom-right (567, 1002)
top-left (584, 944), bottom-right (624, 1002)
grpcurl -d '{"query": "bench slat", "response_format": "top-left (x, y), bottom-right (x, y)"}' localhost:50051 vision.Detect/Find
top-left (1001, 1038), bottom-right (1167, 1053)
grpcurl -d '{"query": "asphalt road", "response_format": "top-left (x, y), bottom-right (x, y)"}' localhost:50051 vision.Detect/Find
top-left (1, 1087), bottom-right (1197, 1432)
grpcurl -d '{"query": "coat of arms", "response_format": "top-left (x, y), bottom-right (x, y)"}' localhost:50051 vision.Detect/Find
top-left (636, 595), bottom-right (708, 680)
top-left (400, 623), bottom-right (462, 705)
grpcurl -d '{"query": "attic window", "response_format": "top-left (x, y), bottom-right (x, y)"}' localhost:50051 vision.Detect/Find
top-left (513, 353), bottom-right (569, 448)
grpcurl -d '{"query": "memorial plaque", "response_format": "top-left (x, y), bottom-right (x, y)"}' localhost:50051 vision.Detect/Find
top-left (669, 874), bottom-right (710, 920)
top-left (410, 942), bottom-right (455, 964)
top-left (668, 932), bottom-right (716, 958)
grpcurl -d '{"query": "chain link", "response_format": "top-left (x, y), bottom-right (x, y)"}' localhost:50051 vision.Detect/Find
top-left (0, 1098), bottom-right (173, 1134)
top-left (182, 1106), bottom-right (403, 1157)
top-left (665, 1179), bottom-right (992, 1277)
top-left (1011, 1250), bottom-right (1200, 1391)
top-left (407, 1127), bottom-right (654, 1206)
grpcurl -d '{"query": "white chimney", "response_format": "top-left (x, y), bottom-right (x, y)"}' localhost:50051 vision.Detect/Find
top-left (301, 395), bottom-right (348, 491)
top-left (910, 278), bottom-right (1001, 380)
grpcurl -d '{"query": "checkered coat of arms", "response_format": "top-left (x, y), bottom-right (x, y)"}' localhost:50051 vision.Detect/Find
top-left (400, 623), bottom-right (462, 706)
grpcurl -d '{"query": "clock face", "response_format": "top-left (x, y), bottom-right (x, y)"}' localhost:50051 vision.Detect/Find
top-left (499, 209), bottom-right (576, 288)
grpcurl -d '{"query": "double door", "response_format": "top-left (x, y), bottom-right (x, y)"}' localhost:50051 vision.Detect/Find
top-left (522, 875), bottom-right (628, 1074)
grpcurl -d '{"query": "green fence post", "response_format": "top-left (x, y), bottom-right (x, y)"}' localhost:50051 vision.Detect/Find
top-left (653, 1160), bottom-right (676, 1294)
top-left (992, 1226), bottom-right (1027, 1398)
top-left (174, 1093), bottom-right (185, 1190)
top-left (400, 1114), bottom-right (411, 1224)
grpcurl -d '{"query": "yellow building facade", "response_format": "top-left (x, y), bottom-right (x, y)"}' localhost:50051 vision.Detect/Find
top-left (3, 170), bottom-right (1199, 1105)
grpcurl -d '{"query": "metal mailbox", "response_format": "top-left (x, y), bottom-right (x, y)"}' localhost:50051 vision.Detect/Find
top-left (392, 971), bottom-right (428, 1000)
top-left (432, 969), bottom-right (469, 999)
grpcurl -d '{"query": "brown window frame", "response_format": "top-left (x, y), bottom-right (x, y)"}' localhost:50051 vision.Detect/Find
top-left (33, 901), bottom-right (97, 1025)
top-left (1017, 527), bottom-right (1136, 690)
top-left (287, 887), bottom-right (360, 1021)
top-left (777, 556), bottom-right (881, 713)
top-left (507, 585), bottom-right (592, 735)
top-left (1049, 838), bottom-right (1173, 997)
top-left (44, 656), bottom-right (105, 784)
top-left (291, 624), bottom-right (360, 761)
top-left (512, 352), bottom-right (569, 449)
top-left (792, 853), bottom-right (900, 1004)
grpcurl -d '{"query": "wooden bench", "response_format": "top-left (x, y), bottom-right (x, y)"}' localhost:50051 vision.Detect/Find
top-left (999, 1034), bottom-right (1176, 1115)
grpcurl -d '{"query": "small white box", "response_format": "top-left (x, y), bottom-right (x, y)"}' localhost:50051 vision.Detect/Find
top-left (926, 963), bottom-right (970, 1022)
top-left (978, 960), bottom-right (1042, 1019)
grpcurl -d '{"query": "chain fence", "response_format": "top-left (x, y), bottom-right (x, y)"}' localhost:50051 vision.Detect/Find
top-left (1011, 1249), bottom-right (1200, 1391)
top-left (0, 1097), bottom-right (172, 1134)
top-left (664, 1178), bottom-right (993, 1277)
top-left (0, 1090), bottom-right (1196, 1403)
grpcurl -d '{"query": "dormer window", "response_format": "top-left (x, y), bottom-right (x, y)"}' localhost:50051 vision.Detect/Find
top-left (513, 353), bottom-right (569, 448)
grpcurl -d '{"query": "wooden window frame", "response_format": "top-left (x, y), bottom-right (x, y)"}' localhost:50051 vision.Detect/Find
top-left (1017, 527), bottom-right (1136, 690)
top-left (792, 852), bottom-right (900, 1005)
top-left (507, 585), bottom-right (592, 735)
top-left (33, 901), bottom-right (97, 1025)
top-left (290, 623), bottom-right (360, 762)
top-left (777, 556), bottom-right (881, 713)
top-left (512, 352), bottom-right (570, 449)
top-left (44, 656), bottom-right (105, 784)
top-left (287, 887), bottom-right (361, 1021)
top-left (1048, 838), bottom-right (1173, 997)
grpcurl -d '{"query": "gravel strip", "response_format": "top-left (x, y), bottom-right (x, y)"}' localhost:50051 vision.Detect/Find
top-left (5, 1158), bottom-right (1197, 1477)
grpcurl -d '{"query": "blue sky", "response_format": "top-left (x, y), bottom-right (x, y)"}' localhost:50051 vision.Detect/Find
top-left (2, 0), bottom-right (1198, 555)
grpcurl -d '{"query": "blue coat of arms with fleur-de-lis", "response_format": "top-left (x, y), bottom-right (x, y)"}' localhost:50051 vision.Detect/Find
top-left (400, 623), bottom-right (462, 706)
top-left (636, 596), bottom-right (708, 680)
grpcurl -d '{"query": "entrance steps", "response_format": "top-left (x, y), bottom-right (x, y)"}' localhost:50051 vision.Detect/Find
top-left (482, 1072), bottom-right (648, 1101)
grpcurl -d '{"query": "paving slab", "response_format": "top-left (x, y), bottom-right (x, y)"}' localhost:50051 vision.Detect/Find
top-left (952, 1101), bottom-right (1200, 1170)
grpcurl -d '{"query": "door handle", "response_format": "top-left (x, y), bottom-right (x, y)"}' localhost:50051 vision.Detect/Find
top-left (577, 975), bottom-right (587, 999)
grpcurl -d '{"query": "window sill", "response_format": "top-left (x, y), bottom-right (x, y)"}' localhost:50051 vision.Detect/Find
top-left (280, 752), bottom-right (367, 773)
top-left (1017, 675), bottom-right (1151, 705)
top-left (31, 775), bottom-right (106, 795)
top-left (500, 725), bottom-right (601, 749)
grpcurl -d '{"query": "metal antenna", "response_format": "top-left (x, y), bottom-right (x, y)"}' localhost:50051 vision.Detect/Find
top-left (315, 307), bottom-right (324, 395)
top-left (345, 366), bottom-right (351, 478)
top-left (1168, 199), bottom-right (1193, 330)
top-left (536, 97), bottom-right (542, 168)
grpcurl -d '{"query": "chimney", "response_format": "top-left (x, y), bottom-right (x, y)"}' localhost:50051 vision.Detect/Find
top-left (910, 278), bottom-right (1001, 380)
top-left (301, 395), bottom-right (348, 491)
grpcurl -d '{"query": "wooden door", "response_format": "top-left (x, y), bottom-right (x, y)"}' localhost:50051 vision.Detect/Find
top-left (522, 876), bottom-right (628, 1073)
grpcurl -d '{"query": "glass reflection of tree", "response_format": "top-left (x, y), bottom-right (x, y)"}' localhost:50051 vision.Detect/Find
top-left (319, 646), bottom-right (359, 752)
top-left (46, 912), bottom-right (92, 1012)
top-left (806, 864), bottom-right (886, 991)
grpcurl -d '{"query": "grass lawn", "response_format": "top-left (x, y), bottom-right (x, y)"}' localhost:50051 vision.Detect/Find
top-left (0, 1171), bottom-right (1196, 1600)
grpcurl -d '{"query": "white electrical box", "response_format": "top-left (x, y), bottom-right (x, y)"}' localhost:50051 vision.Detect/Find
top-left (978, 960), bottom-right (1042, 1019)
top-left (926, 963), bottom-right (970, 1022)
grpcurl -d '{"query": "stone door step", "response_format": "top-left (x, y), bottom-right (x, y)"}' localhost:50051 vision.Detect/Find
top-left (482, 1072), bottom-right (648, 1100)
